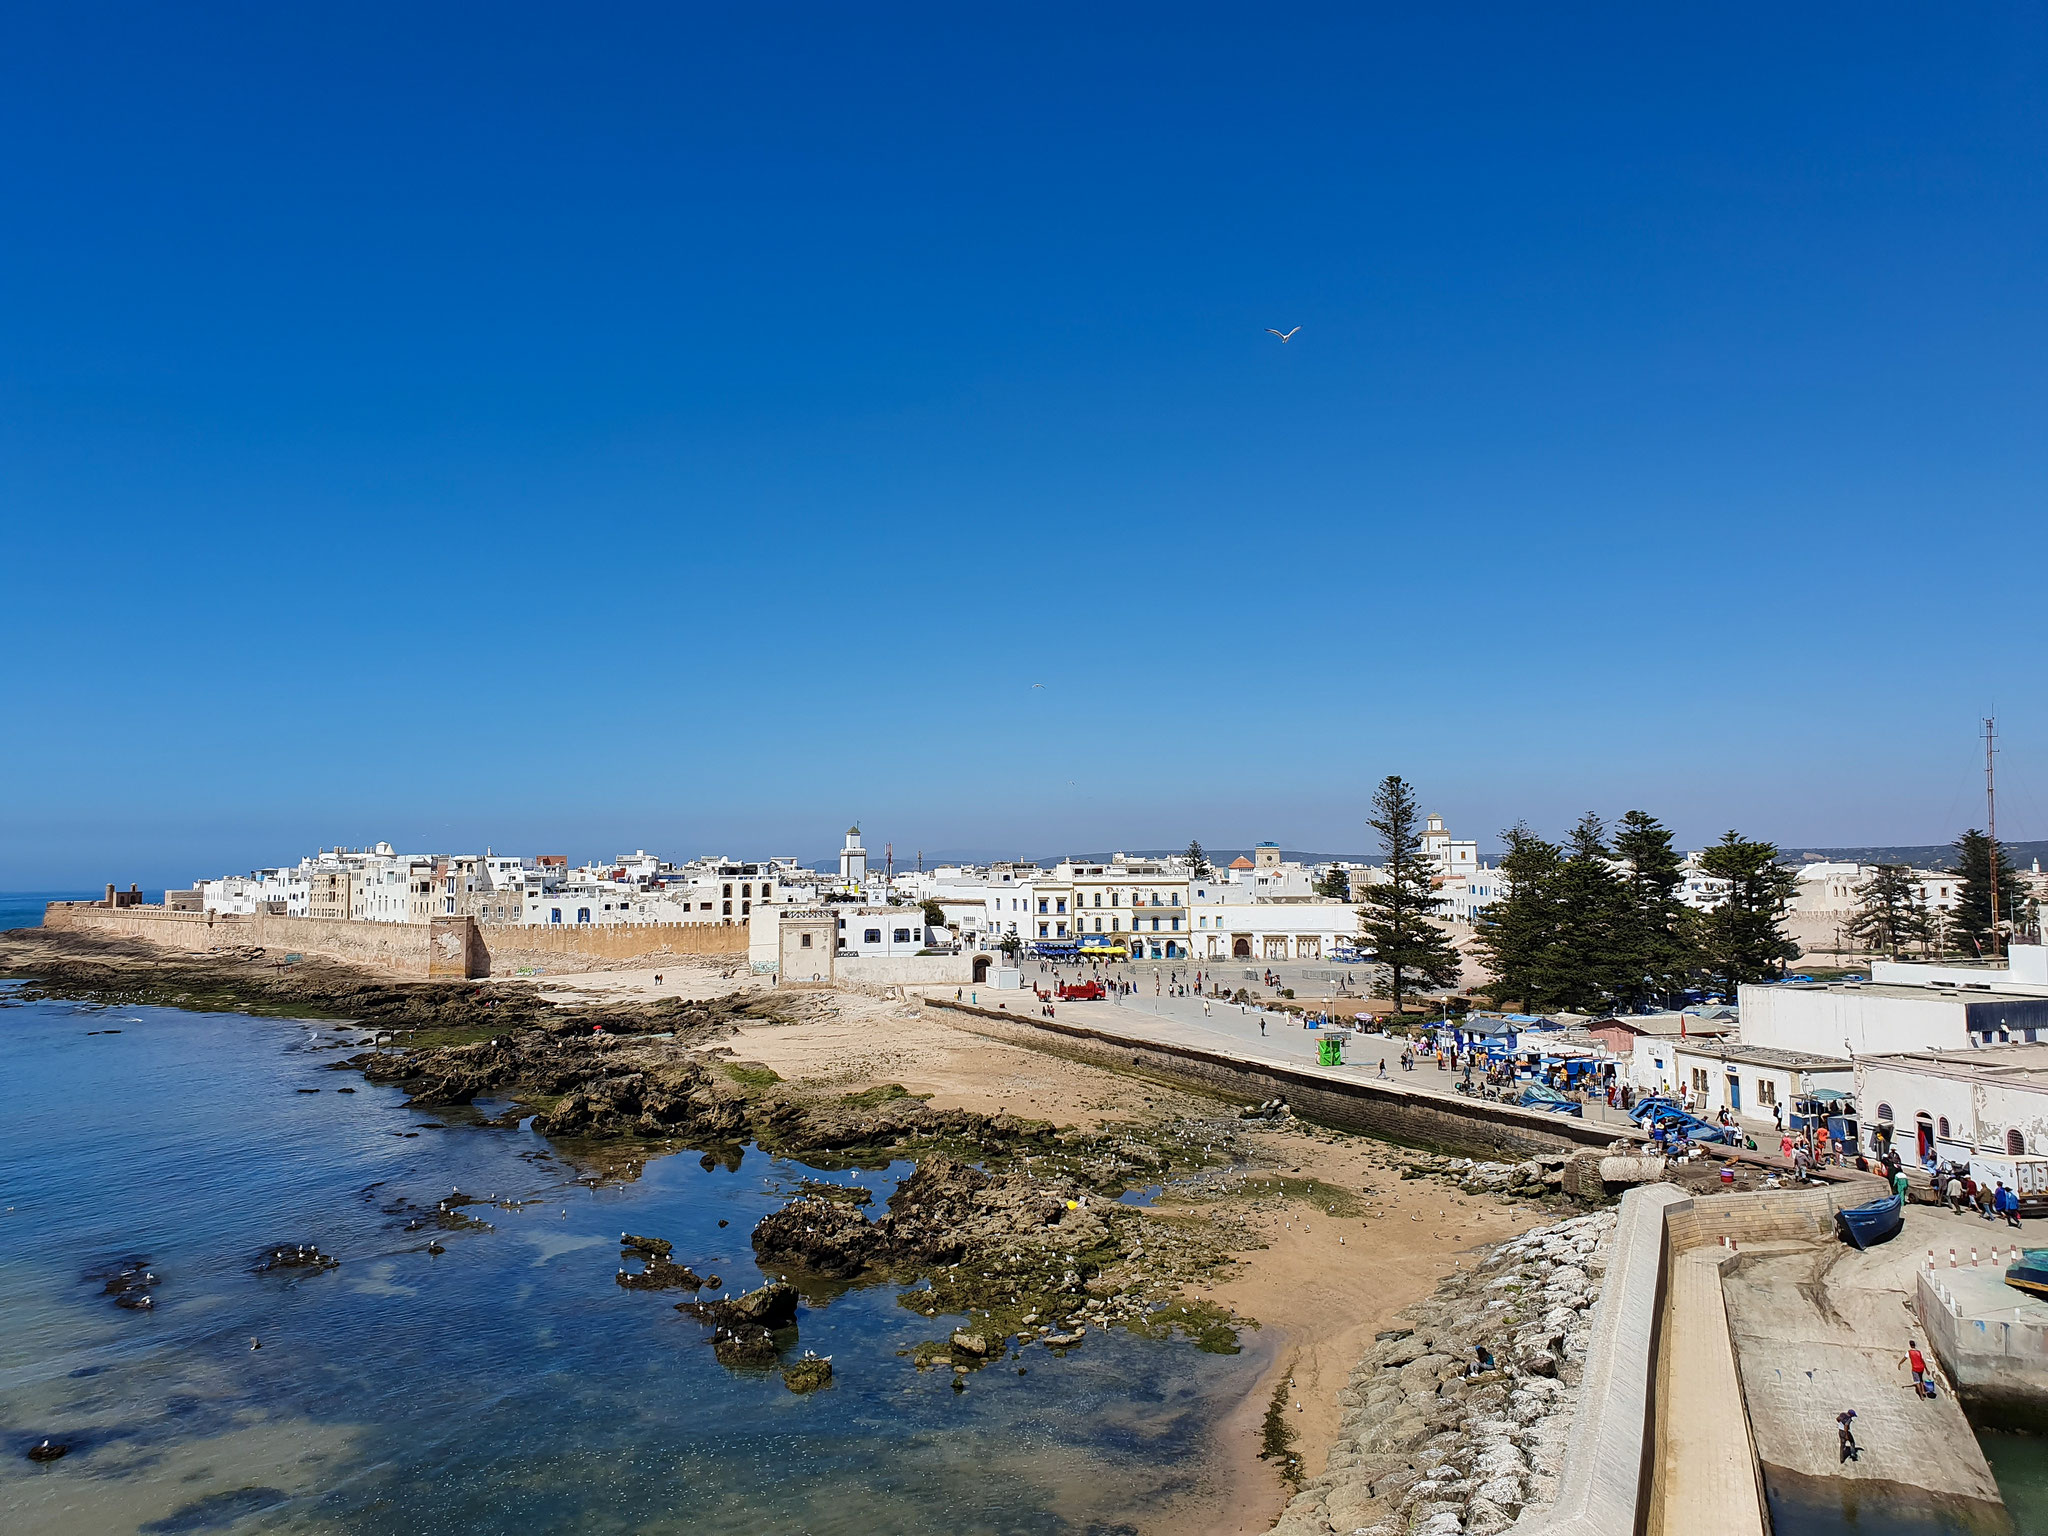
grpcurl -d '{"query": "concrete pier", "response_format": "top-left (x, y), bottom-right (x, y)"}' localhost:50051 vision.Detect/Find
top-left (1920, 1257), bottom-right (2048, 1429)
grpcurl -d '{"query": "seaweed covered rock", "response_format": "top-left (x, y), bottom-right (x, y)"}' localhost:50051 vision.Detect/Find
top-left (752, 1196), bottom-right (886, 1278)
top-left (782, 1355), bottom-right (833, 1393)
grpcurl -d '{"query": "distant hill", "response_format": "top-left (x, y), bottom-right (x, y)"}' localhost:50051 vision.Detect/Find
top-left (1776, 841), bottom-right (2048, 872)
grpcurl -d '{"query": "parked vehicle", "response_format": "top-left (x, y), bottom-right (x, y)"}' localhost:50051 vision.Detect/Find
top-left (1055, 980), bottom-right (1105, 1002)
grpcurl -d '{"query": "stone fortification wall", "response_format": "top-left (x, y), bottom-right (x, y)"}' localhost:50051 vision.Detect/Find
top-left (477, 921), bottom-right (748, 971)
top-left (45, 903), bottom-right (440, 974)
top-left (924, 999), bottom-right (1622, 1159)
top-left (42, 903), bottom-right (748, 979)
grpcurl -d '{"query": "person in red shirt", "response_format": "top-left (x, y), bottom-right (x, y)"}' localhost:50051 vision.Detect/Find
top-left (1902, 1341), bottom-right (1930, 1396)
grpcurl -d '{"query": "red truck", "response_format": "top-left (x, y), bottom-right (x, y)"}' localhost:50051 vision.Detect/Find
top-left (1055, 980), bottom-right (1105, 1001)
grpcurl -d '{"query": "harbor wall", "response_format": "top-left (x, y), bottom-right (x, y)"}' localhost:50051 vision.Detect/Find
top-left (1918, 1268), bottom-right (2048, 1430)
top-left (924, 997), bottom-right (1623, 1157)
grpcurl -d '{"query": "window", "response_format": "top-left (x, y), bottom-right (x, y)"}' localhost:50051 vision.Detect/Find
top-left (1057, 923), bottom-right (1067, 937)
top-left (1876, 1102), bottom-right (1894, 1123)
top-left (1758, 1079), bottom-right (1777, 1107)
top-left (1111, 892), bottom-right (1119, 906)
top-left (1038, 899), bottom-right (1048, 913)
top-left (864, 928), bottom-right (882, 944)
top-left (1038, 924), bottom-right (1048, 938)
top-left (1150, 918), bottom-right (1160, 931)
top-left (550, 908), bottom-right (562, 925)
top-left (1938, 1116), bottom-right (1951, 1139)
top-left (1171, 918), bottom-right (1181, 931)
top-left (1093, 917), bottom-right (1102, 932)
top-left (742, 884), bottom-right (752, 898)
top-left (800, 933), bottom-right (813, 948)
top-left (1111, 917), bottom-right (1120, 932)
top-left (723, 884), bottom-right (732, 898)
top-left (577, 908), bottom-right (591, 924)
top-left (723, 901), bottom-right (732, 916)
top-left (742, 901), bottom-right (750, 916)
top-left (1093, 893), bottom-right (1102, 907)
top-left (2011, 1129), bottom-right (2028, 1156)
top-left (761, 884), bottom-right (772, 899)
top-left (700, 901), bottom-right (713, 911)
top-left (1056, 900), bottom-right (1066, 914)
top-left (893, 928), bottom-right (912, 943)
top-left (1690, 1067), bottom-right (1709, 1097)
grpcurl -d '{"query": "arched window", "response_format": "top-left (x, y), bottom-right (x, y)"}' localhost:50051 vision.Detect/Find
top-left (1938, 1117), bottom-right (1951, 1139)
top-left (1876, 1102), bottom-right (1894, 1123)
top-left (2010, 1129), bottom-right (2027, 1156)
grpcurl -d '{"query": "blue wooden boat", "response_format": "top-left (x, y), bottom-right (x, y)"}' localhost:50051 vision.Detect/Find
top-left (1835, 1191), bottom-right (1904, 1250)
top-left (2004, 1250), bottom-right (2048, 1300)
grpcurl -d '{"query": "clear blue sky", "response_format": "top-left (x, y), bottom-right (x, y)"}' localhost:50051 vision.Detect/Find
top-left (5, 5), bottom-right (2045, 889)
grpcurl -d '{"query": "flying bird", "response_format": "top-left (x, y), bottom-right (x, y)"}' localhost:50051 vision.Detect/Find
top-left (1032, 683), bottom-right (1045, 689)
top-left (1266, 327), bottom-right (1300, 342)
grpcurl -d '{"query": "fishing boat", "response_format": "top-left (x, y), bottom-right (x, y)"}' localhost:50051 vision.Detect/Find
top-left (2004, 1250), bottom-right (2048, 1300)
top-left (1835, 1191), bottom-right (1904, 1250)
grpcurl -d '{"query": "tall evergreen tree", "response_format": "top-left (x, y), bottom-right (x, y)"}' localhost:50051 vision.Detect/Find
top-left (1473, 824), bottom-right (1565, 1011)
top-left (1548, 813), bottom-right (1632, 1013)
top-left (1951, 829), bottom-right (2023, 957)
top-left (1313, 865), bottom-right (1352, 900)
top-left (1843, 865), bottom-right (1929, 959)
top-left (1356, 776), bottom-right (1463, 1014)
top-left (1611, 810), bottom-right (1696, 1010)
top-left (1696, 832), bottom-right (1799, 996)
top-left (1184, 840), bottom-right (1211, 879)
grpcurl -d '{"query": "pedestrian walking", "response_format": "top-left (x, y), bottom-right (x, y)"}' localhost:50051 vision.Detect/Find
top-left (1892, 1167), bottom-right (1910, 1202)
top-left (2000, 1183), bottom-right (2023, 1228)
top-left (1377, 1058), bottom-right (1388, 1079)
top-left (1901, 1341), bottom-right (1931, 1398)
top-left (1945, 1172), bottom-right (1965, 1213)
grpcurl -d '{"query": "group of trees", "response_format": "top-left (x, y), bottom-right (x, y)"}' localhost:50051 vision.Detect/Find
top-left (1845, 830), bottom-right (2028, 959)
top-left (1470, 811), bottom-right (1796, 1014)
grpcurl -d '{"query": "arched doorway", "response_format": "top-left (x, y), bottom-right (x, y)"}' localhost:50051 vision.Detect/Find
top-left (1915, 1112), bottom-right (1935, 1163)
top-left (1232, 937), bottom-right (1252, 959)
top-left (972, 955), bottom-right (991, 984)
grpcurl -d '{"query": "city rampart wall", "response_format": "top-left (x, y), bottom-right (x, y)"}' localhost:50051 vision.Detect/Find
top-left (42, 903), bottom-right (748, 979)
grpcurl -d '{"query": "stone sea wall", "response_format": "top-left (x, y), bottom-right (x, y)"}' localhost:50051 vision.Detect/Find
top-left (1272, 1210), bottom-right (1618, 1536)
top-left (42, 903), bottom-right (748, 978)
top-left (927, 1000), bottom-right (1622, 1159)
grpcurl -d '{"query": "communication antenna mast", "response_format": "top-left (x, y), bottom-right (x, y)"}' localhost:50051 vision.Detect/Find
top-left (1985, 715), bottom-right (2001, 955)
top-left (885, 842), bottom-right (893, 889)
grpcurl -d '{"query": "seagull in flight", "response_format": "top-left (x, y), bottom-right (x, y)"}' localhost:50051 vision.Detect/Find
top-left (1266, 326), bottom-right (1300, 343)
top-left (1032, 684), bottom-right (1046, 689)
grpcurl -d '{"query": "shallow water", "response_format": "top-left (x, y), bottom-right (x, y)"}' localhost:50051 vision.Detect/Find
top-left (0, 990), bottom-right (1254, 1534)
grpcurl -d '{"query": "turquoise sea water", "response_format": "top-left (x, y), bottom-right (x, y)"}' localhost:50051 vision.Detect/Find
top-left (0, 990), bottom-right (1257, 1534)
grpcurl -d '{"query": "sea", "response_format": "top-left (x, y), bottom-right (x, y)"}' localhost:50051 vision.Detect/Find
top-left (0, 984), bottom-right (1259, 1535)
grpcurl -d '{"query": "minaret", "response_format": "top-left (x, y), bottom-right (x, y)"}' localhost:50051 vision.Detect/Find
top-left (839, 825), bottom-right (868, 887)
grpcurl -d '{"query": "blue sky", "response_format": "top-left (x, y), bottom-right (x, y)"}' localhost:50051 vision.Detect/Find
top-left (4, 5), bottom-right (2045, 888)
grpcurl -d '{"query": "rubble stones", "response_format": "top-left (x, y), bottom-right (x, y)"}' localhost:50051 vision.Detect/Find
top-left (1268, 1209), bottom-right (1614, 1536)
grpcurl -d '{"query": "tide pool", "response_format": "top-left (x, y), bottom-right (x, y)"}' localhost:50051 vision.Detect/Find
top-left (0, 989), bottom-right (1255, 1534)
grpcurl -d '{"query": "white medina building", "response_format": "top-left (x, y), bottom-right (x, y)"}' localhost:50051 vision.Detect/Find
top-left (1739, 945), bottom-right (2048, 1059)
top-left (1855, 1045), bottom-right (2048, 1186)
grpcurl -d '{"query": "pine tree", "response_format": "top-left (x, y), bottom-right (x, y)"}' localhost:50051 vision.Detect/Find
top-left (1356, 776), bottom-right (1463, 1014)
top-left (1184, 840), bottom-right (1211, 879)
top-left (1473, 823), bottom-right (1565, 1011)
top-left (1952, 829), bottom-right (2024, 957)
top-left (1610, 810), bottom-right (1696, 1010)
top-left (1696, 832), bottom-right (1800, 996)
top-left (1549, 813), bottom-right (1632, 1013)
top-left (1843, 865), bottom-right (1929, 959)
top-left (1314, 866), bottom-right (1352, 900)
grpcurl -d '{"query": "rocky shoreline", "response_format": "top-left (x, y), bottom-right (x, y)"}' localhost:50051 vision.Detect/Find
top-left (1271, 1209), bottom-right (1616, 1536)
top-left (6, 924), bottom-right (1623, 1516)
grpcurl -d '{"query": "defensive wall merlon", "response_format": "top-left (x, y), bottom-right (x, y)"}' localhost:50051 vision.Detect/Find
top-left (38, 902), bottom-right (748, 980)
